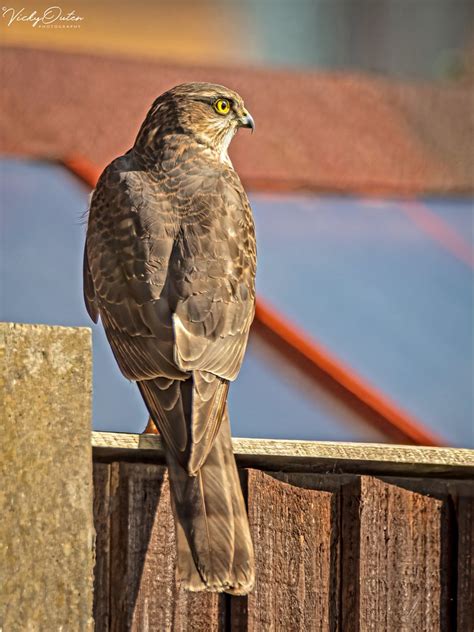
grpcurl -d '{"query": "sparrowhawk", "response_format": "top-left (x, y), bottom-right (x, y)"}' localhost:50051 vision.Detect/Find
top-left (84, 83), bottom-right (256, 594)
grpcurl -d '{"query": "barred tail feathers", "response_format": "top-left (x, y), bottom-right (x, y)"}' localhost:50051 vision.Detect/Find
top-left (167, 412), bottom-right (254, 594)
top-left (138, 376), bottom-right (254, 594)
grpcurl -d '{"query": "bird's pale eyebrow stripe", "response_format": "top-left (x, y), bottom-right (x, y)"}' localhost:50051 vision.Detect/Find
top-left (192, 96), bottom-right (234, 106)
top-left (191, 97), bottom-right (213, 104)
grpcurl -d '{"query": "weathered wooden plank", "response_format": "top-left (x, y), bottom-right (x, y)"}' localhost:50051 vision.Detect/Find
top-left (454, 489), bottom-right (474, 631)
top-left (382, 475), bottom-right (474, 632)
top-left (342, 476), bottom-right (453, 632)
top-left (93, 463), bottom-right (111, 632)
top-left (340, 476), bottom-right (361, 632)
top-left (92, 431), bottom-right (474, 478)
top-left (232, 469), bottom-right (338, 631)
top-left (108, 462), bottom-right (225, 632)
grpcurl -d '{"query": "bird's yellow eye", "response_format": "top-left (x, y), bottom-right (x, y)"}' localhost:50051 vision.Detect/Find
top-left (214, 98), bottom-right (231, 115)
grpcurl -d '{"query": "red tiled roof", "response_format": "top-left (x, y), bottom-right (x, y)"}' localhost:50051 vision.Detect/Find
top-left (1, 46), bottom-right (473, 194)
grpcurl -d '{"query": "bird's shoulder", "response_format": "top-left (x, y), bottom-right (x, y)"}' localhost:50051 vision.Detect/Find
top-left (90, 148), bottom-right (244, 209)
top-left (89, 152), bottom-right (171, 220)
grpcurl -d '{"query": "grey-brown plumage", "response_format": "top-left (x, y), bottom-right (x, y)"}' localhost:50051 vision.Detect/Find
top-left (84, 83), bottom-right (256, 593)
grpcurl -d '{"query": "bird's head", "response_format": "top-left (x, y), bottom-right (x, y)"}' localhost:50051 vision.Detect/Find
top-left (135, 82), bottom-right (254, 164)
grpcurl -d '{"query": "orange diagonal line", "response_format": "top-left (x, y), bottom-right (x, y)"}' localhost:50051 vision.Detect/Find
top-left (398, 201), bottom-right (474, 269)
top-left (254, 299), bottom-right (444, 447)
top-left (62, 155), bottom-right (100, 189)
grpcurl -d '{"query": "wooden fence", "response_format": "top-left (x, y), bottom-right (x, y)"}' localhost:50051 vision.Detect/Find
top-left (92, 433), bottom-right (474, 632)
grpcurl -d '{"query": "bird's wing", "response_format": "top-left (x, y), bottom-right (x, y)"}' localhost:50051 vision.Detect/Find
top-left (169, 168), bottom-right (256, 382)
top-left (83, 244), bottom-right (99, 323)
top-left (85, 157), bottom-right (184, 382)
top-left (84, 157), bottom-right (256, 471)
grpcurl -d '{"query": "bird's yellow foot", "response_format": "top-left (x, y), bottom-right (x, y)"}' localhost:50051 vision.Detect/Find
top-left (143, 416), bottom-right (160, 434)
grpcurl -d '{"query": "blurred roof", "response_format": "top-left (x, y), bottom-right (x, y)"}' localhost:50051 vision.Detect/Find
top-left (1, 46), bottom-right (473, 195)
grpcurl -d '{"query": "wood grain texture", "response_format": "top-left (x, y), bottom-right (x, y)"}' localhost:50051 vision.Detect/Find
top-left (93, 463), bottom-right (111, 632)
top-left (232, 470), bottom-right (338, 631)
top-left (342, 476), bottom-right (453, 632)
top-left (454, 487), bottom-right (474, 632)
top-left (108, 462), bottom-right (225, 632)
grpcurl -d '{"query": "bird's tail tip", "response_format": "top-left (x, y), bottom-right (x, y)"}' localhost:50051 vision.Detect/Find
top-left (177, 554), bottom-right (255, 594)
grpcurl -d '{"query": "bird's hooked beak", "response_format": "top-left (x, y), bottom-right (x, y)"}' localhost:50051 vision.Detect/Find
top-left (238, 109), bottom-right (255, 133)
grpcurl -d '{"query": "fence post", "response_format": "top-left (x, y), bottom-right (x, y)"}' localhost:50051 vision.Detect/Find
top-left (0, 322), bottom-right (94, 631)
